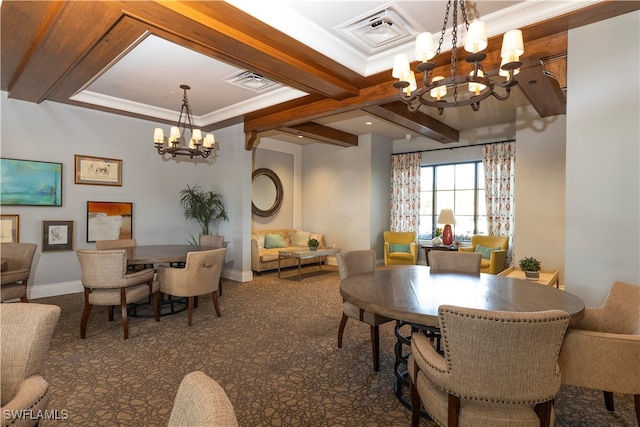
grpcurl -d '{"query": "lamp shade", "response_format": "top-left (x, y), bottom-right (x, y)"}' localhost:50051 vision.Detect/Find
top-left (500, 29), bottom-right (524, 61)
top-left (415, 32), bottom-right (436, 62)
top-left (437, 209), bottom-right (457, 225)
top-left (392, 54), bottom-right (411, 79)
top-left (464, 20), bottom-right (487, 53)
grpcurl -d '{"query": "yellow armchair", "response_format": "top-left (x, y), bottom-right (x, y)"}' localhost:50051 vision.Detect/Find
top-left (458, 235), bottom-right (509, 274)
top-left (383, 231), bottom-right (418, 265)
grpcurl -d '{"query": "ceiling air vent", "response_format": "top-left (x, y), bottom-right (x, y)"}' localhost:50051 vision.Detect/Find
top-left (223, 71), bottom-right (279, 92)
top-left (335, 4), bottom-right (421, 55)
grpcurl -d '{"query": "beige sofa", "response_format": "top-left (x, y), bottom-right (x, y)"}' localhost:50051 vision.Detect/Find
top-left (251, 229), bottom-right (326, 274)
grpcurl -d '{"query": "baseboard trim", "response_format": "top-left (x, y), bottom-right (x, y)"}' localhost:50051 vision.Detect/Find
top-left (29, 280), bottom-right (83, 300)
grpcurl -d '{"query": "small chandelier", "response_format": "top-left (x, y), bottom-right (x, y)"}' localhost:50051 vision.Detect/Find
top-left (153, 84), bottom-right (216, 159)
top-left (392, 0), bottom-right (524, 115)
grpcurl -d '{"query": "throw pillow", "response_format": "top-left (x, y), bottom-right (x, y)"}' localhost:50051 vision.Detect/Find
top-left (389, 243), bottom-right (411, 253)
top-left (475, 244), bottom-right (500, 259)
top-left (290, 231), bottom-right (310, 247)
top-left (252, 234), bottom-right (265, 249)
top-left (264, 233), bottom-right (287, 249)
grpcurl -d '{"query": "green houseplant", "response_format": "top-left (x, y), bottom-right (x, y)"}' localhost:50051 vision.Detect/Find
top-left (179, 184), bottom-right (228, 242)
top-left (519, 257), bottom-right (541, 280)
top-left (307, 238), bottom-right (320, 251)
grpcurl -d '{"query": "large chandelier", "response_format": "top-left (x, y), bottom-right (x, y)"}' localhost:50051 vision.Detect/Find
top-left (153, 84), bottom-right (216, 159)
top-left (392, 0), bottom-right (524, 115)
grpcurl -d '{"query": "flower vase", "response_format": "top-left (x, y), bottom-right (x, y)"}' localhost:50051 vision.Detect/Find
top-left (432, 236), bottom-right (442, 247)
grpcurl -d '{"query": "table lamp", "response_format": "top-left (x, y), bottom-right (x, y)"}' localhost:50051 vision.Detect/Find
top-left (437, 209), bottom-right (457, 246)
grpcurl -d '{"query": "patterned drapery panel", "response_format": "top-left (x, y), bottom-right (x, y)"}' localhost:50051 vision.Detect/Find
top-left (482, 142), bottom-right (515, 267)
top-left (390, 152), bottom-right (421, 233)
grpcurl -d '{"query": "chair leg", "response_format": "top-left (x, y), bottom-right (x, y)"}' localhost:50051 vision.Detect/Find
top-left (20, 295), bottom-right (28, 303)
top-left (218, 278), bottom-right (223, 296)
top-left (120, 288), bottom-right (129, 340)
top-left (411, 378), bottom-right (421, 427)
top-left (193, 295), bottom-right (199, 308)
top-left (108, 306), bottom-right (114, 321)
top-left (604, 391), bottom-right (614, 412)
top-left (534, 399), bottom-right (553, 427)
top-left (153, 291), bottom-right (161, 322)
top-left (187, 296), bottom-right (193, 326)
top-left (337, 313), bottom-right (348, 348)
top-left (370, 325), bottom-right (380, 372)
top-left (80, 288), bottom-right (92, 339)
top-left (448, 394), bottom-right (460, 427)
top-left (634, 394), bottom-right (639, 426)
top-left (212, 291), bottom-right (221, 317)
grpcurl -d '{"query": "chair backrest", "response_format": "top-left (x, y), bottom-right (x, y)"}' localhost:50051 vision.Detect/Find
top-left (336, 250), bottom-right (376, 280)
top-left (600, 281), bottom-right (640, 335)
top-left (168, 371), bottom-right (238, 427)
top-left (76, 249), bottom-right (128, 289)
top-left (200, 235), bottom-right (224, 248)
top-left (0, 242), bottom-right (37, 272)
top-left (437, 304), bottom-right (569, 403)
top-left (1, 303), bottom-right (61, 406)
top-left (182, 248), bottom-right (227, 295)
top-left (383, 231), bottom-right (416, 244)
top-left (95, 239), bottom-right (137, 250)
top-left (469, 235), bottom-right (509, 251)
top-left (428, 251), bottom-right (481, 274)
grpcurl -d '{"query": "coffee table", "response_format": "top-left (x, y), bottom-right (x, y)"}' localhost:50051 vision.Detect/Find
top-left (278, 248), bottom-right (340, 280)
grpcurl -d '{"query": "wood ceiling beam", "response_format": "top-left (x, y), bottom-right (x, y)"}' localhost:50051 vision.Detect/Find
top-left (516, 64), bottom-right (566, 117)
top-left (363, 102), bottom-right (459, 144)
top-left (275, 123), bottom-right (358, 147)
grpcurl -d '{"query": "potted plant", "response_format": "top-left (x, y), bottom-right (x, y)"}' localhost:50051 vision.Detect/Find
top-left (179, 184), bottom-right (228, 244)
top-left (519, 257), bottom-right (541, 280)
top-left (307, 238), bottom-right (320, 251)
top-left (432, 227), bottom-right (443, 247)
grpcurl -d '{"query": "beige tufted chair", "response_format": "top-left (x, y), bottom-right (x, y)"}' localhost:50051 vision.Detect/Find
top-left (336, 250), bottom-right (392, 372)
top-left (427, 251), bottom-right (482, 274)
top-left (1, 303), bottom-right (61, 427)
top-left (168, 371), bottom-right (238, 427)
top-left (558, 281), bottom-right (640, 425)
top-left (199, 235), bottom-right (226, 296)
top-left (156, 248), bottom-right (226, 326)
top-left (409, 305), bottom-right (570, 427)
top-left (76, 249), bottom-right (156, 340)
top-left (1, 243), bottom-right (37, 303)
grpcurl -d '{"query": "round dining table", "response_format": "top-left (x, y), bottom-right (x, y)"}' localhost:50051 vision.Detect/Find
top-left (339, 265), bottom-right (586, 410)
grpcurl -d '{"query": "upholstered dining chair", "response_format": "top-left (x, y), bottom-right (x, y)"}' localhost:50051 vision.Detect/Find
top-left (336, 250), bottom-right (392, 372)
top-left (1, 242), bottom-right (37, 303)
top-left (76, 249), bottom-right (156, 340)
top-left (458, 235), bottom-right (509, 274)
top-left (409, 305), bottom-right (570, 427)
top-left (168, 371), bottom-right (238, 427)
top-left (383, 231), bottom-right (418, 265)
top-left (1, 303), bottom-right (61, 426)
top-left (558, 281), bottom-right (640, 425)
top-left (155, 248), bottom-right (226, 326)
top-left (199, 235), bottom-right (225, 296)
top-left (427, 251), bottom-right (482, 274)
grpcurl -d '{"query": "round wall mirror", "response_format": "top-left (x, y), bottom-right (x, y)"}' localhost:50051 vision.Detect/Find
top-left (252, 168), bottom-right (283, 217)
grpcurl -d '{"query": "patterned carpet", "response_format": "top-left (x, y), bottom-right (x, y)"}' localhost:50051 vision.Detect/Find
top-left (33, 265), bottom-right (636, 426)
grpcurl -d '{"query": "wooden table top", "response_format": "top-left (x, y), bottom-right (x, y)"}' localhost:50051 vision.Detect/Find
top-left (119, 245), bottom-right (217, 265)
top-left (340, 265), bottom-right (585, 326)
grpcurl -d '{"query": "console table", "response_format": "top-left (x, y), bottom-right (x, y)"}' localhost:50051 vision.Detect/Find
top-left (421, 244), bottom-right (458, 265)
top-left (498, 267), bottom-right (560, 288)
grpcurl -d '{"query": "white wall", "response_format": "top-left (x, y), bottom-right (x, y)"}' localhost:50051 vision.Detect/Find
top-left (1, 94), bottom-right (253, 297)
top-left (565, 11), bottom-right (640, 305)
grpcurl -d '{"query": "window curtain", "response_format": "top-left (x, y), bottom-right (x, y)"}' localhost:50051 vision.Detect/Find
top-left (482, 142), bottom-right (515, 267)
top-left (390, 152), bottom-right (421, 233)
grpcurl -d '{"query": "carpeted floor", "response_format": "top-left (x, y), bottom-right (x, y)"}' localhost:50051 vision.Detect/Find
top-left (33, 265), bottom-right (636, 426)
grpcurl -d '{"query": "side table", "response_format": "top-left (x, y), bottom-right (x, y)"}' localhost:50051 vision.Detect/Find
top-left (421, 245), bottom-right (458, 266)
top-left (498, 267), bottom-right (560, 288)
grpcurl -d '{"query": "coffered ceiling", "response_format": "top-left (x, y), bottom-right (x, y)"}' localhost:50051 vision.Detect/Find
top-left (2, 1), bottom-right (637, 150)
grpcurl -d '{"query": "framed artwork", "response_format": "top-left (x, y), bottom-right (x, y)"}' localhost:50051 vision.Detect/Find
top-left (42, 220), bottom-right (74, 252)
top-left (87, 201), bottom-right (132, 242)
top-left (74, 155), bottom-right (122, 186)
top-left (0, 158), bottom-right (62, 206)
top-left (0, 214), bottom-right (19, 243)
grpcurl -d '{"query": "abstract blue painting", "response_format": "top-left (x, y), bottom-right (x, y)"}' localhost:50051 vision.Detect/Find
top-left (1, 158), bottom-right (62, 206)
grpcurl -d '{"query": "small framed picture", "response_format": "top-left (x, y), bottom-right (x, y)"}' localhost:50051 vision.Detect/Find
top-left (74, 155), bottom-right (122, 186)
top-left (42, 220), bottom-right (74, 252)
top-left (1, 214), bottom-right (19, 243)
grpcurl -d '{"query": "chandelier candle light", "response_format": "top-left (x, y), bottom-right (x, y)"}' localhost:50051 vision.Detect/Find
top-left (154, 84), bottom-right (216, 159)
top-left (392, 0), bottom-right (524, 114)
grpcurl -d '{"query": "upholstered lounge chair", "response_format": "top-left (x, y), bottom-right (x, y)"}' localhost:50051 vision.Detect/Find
top-left (558, 281), bottom-right (640, 425)
top-left (410, 305), bottom-right (570, 427)
top-left (1, 303), bottom-right (61, 427)
top-left (1, 242), bottom-right (37, 303)
top-left (383, 231), bottom-right (418, 265)
top-left (168, 371), bottom-right (238, 427)
top-left (337, 250), bottom-right (392, 372)
top-left (458, 235), bottom-right (509, 274)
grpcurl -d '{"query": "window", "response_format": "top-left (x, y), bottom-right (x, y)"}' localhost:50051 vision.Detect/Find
top-left (419, 161), bottom-right (486, 242)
